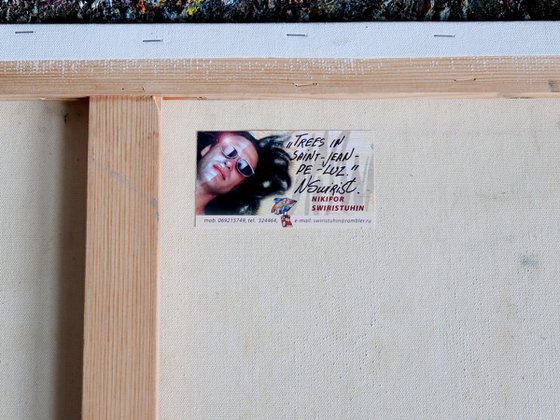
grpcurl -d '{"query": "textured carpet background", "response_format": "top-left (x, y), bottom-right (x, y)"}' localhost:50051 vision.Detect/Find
top-left (1, 0), bottom-right (559, 23)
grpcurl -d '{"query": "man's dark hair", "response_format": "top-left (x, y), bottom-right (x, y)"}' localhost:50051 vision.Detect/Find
top-left (197, 131), bottom-right (292, 215)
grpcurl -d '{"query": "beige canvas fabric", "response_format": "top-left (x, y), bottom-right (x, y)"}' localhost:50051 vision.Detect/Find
top-left (1, 99), bottom-right (559, 419)
top-left (161, 99), bottom-right (560, 419)
top-left (0, 101), bottom-right (87, 420)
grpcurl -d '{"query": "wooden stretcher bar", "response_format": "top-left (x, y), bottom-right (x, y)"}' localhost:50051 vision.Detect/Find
top-left (1, 57), bottom-right (560, 100)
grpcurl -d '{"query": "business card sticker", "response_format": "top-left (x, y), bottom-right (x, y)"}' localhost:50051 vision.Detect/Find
top-left (195, 131), bottom-right (374, 227)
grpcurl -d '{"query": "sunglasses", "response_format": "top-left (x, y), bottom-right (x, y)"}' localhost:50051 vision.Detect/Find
top-left (220, 143), bottom-right (255, 178)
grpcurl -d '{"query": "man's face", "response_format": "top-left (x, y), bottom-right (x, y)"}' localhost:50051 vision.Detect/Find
top-left (197, 134), bottom-right (259, 196)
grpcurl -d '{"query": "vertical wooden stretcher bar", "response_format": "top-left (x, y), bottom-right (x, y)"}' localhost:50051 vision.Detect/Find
top-left (82, 96), bottom-right (161, 420)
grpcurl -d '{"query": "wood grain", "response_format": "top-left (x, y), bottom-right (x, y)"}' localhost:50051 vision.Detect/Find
top-left (83, 96), bottom-right (161, 420)
top-left (1, 57), bottom-right (560, 99)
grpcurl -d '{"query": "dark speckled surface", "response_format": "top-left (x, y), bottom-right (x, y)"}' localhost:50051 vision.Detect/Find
top-left (0, 0), bottom-right (558, 23)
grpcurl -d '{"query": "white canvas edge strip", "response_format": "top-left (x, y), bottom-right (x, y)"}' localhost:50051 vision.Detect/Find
top-left (1, 22), bottom-right (560, 61)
